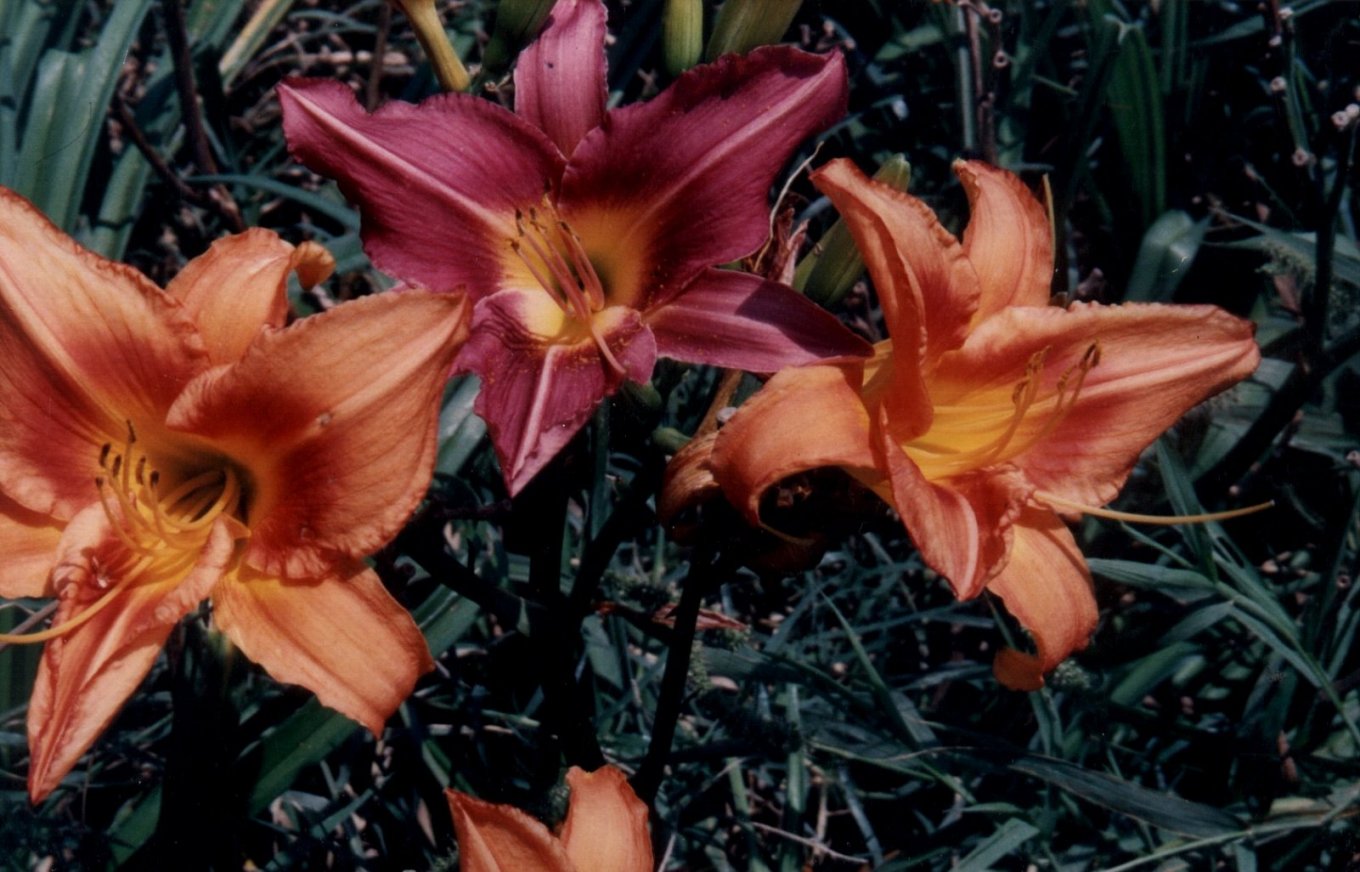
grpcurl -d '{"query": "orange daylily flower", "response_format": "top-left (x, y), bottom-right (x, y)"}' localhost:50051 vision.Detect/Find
top-left (710, 159), bottom-right (1262, 690)
top-left (447, 765), bottom-right (653, 872)
top-left (0, 187), bottom-right (468, 801)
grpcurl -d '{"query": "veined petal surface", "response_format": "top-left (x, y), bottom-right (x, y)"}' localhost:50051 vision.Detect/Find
top-left (560, 47), bottom-right (847, 307)
top-left (0, 188), bottom-right (207, 520)
top-left (514, 0), bottom-right (607, 156)
top-left (987, 507), bottom-right (1098, 691)
top-left (165, 229), bottom-right (295, 365)
top-left (460, 290), bottom-right (656, 495)
top-left (213, 562), bottom-right (434, 735)
top-left (935, 302), bottom-right (1260, 508)
top-left (166, 291), bottom-right (468, 577)
top-left (26, 506), bottom-right (234, 802)
top-left (447, 789), bottom-right (576, 872)
top-left (0, 492), bottom-right (63, 597)
top-left (559, 766), bottom-right (653, 872)
top-left (646, 268), bottom-right (870, 371)
top-left (279, 79), bottom-right (566, 297)
top-left (956, 160), bottom-right (1055, 323)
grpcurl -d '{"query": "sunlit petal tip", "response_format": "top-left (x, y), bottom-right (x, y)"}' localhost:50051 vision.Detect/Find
top-left (560, 765), bottom-right (654, 872)
top-left (446, 787), bottom-right (576, 871)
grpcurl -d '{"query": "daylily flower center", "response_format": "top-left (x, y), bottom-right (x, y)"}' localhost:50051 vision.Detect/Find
top-left (908, 342), bottom-right (1101, 479)
top-left (0, 425), bottom-right (245, 646)
top-left (509, 200), bottom-right (627, 376)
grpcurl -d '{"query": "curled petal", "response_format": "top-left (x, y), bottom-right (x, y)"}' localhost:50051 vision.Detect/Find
top-left (811, 159), bottom-right (979, 438)
top-left (712, 364), bottom-right (876, 528)
top-left (955, 160), bottom-right (1054, 323)
top-left (987, 507), bottom-right (1098, 691)
top-left (560, 47), bottom-right (847, 307)
top-left (515, 0), bottom-right (608, 156)
top-left (447, 788), bottom-right (576, 872)
top-left (935, 302), bottom-right (1260, 508)
top-left (27, 506), bottom-right (232, 802)
top-left (279, 78), bottom-right (566, 297)
top-left (459, 290), bottom-right (657, 495)
top-left (875, 411), bottom-right (1029, 599)
top-left (165, 229), bottom-right (296, 365)
top-left (212, 562), bottom-right (434, 734)
top-left (560, 766), bottom-right (653, 872)
top-left (0, 188), bottom-right (207, 520)
top-left (166, 291), bottom-right (469, 578)
top-left (657, 431), bottom-right (721, 532)
top-left (0, 492), bottom-right (63, 597)
top-left (646, 268), bottom-right (870, 371)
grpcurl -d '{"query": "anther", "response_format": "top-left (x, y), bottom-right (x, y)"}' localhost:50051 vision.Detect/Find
top-left (99, 443), bottom-right (111, 466)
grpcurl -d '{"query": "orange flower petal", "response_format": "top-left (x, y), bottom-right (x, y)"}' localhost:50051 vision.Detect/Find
top-left (0, 492), bottom-right (63, 597)
top-left (657, 431), bottom-right (721, 530)
top-left (812, 159), bottom-right (979, 437)
top-left (165, 229), bottom-right (296, 365)
top-left (26, 506), bottom-right (233, 802)
top-left (0, 187), bottom-right (207, 520)
top-left (874, 412), bottom-right (1030, 599)
top-left (936, 302), bottom-right (1260, 507)
top-left (447, 788), bottom-right (576, 872)
top-left (987, 507), bottom-right (1098, 691)
top-left (955, 160), bottom-right (1054, 323)
top-left (212, 561), bottom-right (434, 735)
top-left (560, 766), bottom-right (653, 872)
top-left (165, 291), bottom-right (469, 577)
top-left (711, 364), bottom-right (876, 528)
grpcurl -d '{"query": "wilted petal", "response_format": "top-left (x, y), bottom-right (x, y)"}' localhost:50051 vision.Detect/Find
top-left (712, 364), bottom-right (876, 528)
top-left (0, 492), bottom-right (63, 598)
top-left (165, 229), bottom-right (296, 365)
top-left (956, 160), bottom-right (1054, 323)
top-left (935, 302), bottom-right (1260, 508)
top-left (647, 268), bottom-right (869, 371)
top-left (560, 47), bottom-right (846, 307)
top-left (26, 506), bottom-right (232, 802)
top-left (447, 788), bottom-right (576, 872)
top-left (987, 507), bottom-right (1098, 691)
top-left (460, 290), bottom-right (656, 495)
top-left (279, 78), bottom-right (566, 297)
top-left (0, 188), bottom-right (207, 520)
top-left (875, 413), bottom-right (1029, 599)
top-left (515, 0), bottom-right (607, 156)
top-left (560, 766), bottom-right (653, 872)
top-left (811, 159), bottom-right (979, 439)
top-left (212, 561), bottom-right (434, 734)
top-left (166, 291), bottom-right (469, 578)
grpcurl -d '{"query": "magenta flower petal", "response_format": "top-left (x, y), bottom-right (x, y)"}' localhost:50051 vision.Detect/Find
top-left (558, 46), bottom-right (848, 307)
top-left (278, 78), bottom-right (566, 297)
top-left (646, 268), bottom-right (870, 371)
top-left (459, 290), bottom-right (658, 494)
top-left (514, 0), bottom-right (607, 156)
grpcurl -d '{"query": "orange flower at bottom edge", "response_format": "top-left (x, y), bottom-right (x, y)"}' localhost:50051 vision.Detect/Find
top-left (447, 765), bottom-right (653, 872)
top-left (709, 158), bottom-right (1262, 691)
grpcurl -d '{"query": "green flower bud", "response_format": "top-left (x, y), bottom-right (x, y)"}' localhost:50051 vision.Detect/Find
top-left (482, 0), bottom-right (557, 73)
top-left (663, 0), bottom-right (704, 76)
top-left (705, 0), bottom-right (802, 61)
top-left (390, 0), bottom-right (471, 92)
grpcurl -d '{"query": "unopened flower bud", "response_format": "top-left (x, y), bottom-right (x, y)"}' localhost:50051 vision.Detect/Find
top-left (481, 0), bottom-right (556, 73)
top-left (796, 155), bottom-right (912, 307)
top-left (705, 0), bottom-right (803, 61)
top-left (663, 0), bottom-right (704, 76)
top-left (390, 0), bottom-right (471, 92)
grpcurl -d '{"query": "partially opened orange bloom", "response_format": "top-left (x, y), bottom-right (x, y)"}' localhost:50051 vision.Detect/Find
top-left (0, 188), bottom-right (468, 801)
top-left (447, 765), bottom-right (652, 871)
top-left (710, 159), bottom-right (1261, 690)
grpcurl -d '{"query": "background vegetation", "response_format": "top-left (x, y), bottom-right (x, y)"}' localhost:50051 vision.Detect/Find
top-left (1, 0), bottom-right (1358, 868)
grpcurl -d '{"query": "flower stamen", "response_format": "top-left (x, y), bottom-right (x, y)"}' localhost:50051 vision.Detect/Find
top-left (1034, 490), bottom-right (1273, 524)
